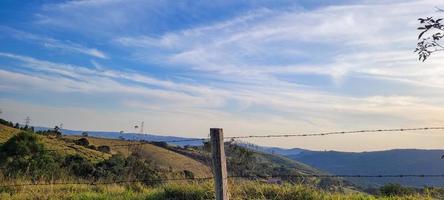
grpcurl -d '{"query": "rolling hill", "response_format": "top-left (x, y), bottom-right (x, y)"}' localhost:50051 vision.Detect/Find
top-left (288, 149), bottom-right (444, 187)
top-left (66, 135), bottom-right (212, 177)
top-left (1, 123), bottom-right (327, 180)
top-left (0, 124), bottom-right (211, 177)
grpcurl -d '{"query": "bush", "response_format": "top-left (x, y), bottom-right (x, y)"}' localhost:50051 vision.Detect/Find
top-left (97, 145), bottom-right (111, 153)
top-left (93, 154), bottom-right (161, 185)
top-left (64, 155), bottom-right (95, 178)
top-left (75, 138), bottom-right (90, 147)
top-left (0, 132), bottom-right (63, 180)
top-left (94, 154), bottom-right (126, 180)
top-left (183, 170), bottom-right (194, 179)
top-left (151, 141), bottom-right (168, 148)
top-left (380, 183), bottom-right (415, 196)
top-left (0, 118), bottom-right (14, 128)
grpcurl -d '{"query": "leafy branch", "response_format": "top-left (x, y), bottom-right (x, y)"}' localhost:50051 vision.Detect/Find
top-left (415, 8), bottom-right (444, 61)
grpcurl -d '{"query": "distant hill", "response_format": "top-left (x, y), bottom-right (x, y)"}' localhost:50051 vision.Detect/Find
top-left (239, 143), bottom-right (305, 155)
top-left (288, 149), bottom-right (444, 187)
top-left (35, 127), bottom-right (203, 146)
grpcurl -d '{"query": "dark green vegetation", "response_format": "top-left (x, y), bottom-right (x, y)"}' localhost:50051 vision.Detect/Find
top-left (289, 149), bottom-right (444, 187)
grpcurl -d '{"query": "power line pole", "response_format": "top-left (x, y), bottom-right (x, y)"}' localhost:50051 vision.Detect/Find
top-left (210, 128), bottom-right (229, 200)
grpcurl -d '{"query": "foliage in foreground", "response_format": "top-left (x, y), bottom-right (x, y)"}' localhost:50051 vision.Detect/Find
top-left (0, 181), bottom-right (437, 200)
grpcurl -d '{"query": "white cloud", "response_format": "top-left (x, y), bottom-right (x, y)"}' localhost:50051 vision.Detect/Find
top-left (0, 26), bottom-right (107, 59)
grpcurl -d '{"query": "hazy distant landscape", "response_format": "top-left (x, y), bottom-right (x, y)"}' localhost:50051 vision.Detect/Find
top-left (61, 127), bottom-right (444, 188)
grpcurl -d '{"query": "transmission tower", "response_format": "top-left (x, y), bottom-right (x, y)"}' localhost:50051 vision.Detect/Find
top-left (140, 121), bottom-right (144, 134)
top-left (24, 116), bottom-right (31, 126)
top-left (134, 121), bottom-right (145, 134)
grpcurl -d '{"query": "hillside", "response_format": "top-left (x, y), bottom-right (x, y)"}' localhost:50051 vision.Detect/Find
top-left (66, 135), bottom-right (212, 177)
top-left (0, 124), bottom-right (211, 177)
top-left (0, 124), bottom-right (20, 143)
top-left (289, 149), bottom-right (444, 187)
top-left (1, 124), bottom-right (322, 180)
top-left (1, 124), bottom-right (109, 161)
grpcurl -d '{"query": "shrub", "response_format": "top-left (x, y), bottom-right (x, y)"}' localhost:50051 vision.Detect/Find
top-left (380, 183), bottom-right (415, 196)
top-left (64, 155), bottom-right (95, 178)
top-left (81, 132), bottom-right (88, 137)
top-left (75, 138), bottom-right (90, 147)
top-left (151, 141), bottom-right (168, 148)
top-left (0, 118), bottom-right (14, 128)
top-left (94, 154), bottom-right (126, 180)
top-left (183, 170), bottom-right (194, 179)
top-left (97, 145), bottom-right (111, 153)
top-left (0, 132), bottom-right (63, 180)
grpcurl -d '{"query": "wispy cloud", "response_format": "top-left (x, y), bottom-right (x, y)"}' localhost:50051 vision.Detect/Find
top-left (3, 0), bottom-right (444, 151)
top-left (0, 26), bottom-right (107, 59)
top-left (2, 52), bottom-right (443, 124)
top-left (113, 0), bottom-right (442, 88)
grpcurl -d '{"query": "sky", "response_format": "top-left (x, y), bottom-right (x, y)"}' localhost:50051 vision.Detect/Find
top-left (1, 0), bottom-right (444, 152)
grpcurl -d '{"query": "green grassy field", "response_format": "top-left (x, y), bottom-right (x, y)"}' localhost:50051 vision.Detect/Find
top-left (0, 181), bottom-right (434, 200)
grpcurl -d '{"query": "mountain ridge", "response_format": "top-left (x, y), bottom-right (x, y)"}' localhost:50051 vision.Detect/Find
top-left (288, 149), bottom-right (444, 187)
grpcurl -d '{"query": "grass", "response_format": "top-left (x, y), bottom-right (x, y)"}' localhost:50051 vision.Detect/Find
top-left (0, 181), bottom-right (435, 200)
top-left (66, 135), bottom-right (212, 177)
top-left (0, 124), bottom-right (20, 143)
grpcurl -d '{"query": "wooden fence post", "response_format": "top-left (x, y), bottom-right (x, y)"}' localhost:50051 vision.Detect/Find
top-left (210, 128), bottom-right (229, 200)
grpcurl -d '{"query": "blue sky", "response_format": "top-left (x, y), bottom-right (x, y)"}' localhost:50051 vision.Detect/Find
top-left (1, 0), bottom-right (444, 151)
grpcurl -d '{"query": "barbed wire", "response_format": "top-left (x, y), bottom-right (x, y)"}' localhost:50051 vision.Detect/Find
top-left (109, 138), bottom-right (208, 148)
top-left (89, 126), bottom-right (444, 149)
top-left (225, 126), bottom-right (444, 140)
top-left (229, 174), bottom-right (444, 179)
top-left (2, 173), bottom-right (444, 187)
top-left (0, 176), bottom-right (214, 188)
